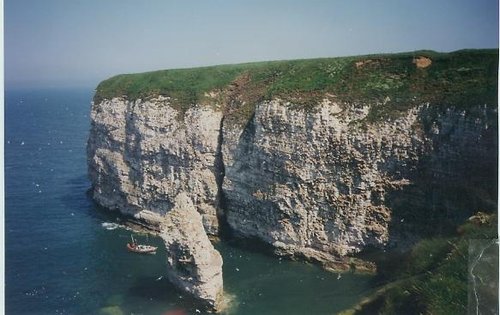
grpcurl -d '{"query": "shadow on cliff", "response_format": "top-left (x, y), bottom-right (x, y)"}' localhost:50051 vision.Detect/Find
top-left (385, 106), bottom-right (498, 246)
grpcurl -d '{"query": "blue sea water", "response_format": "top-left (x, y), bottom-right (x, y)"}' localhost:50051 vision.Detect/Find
top-left (5, 88), bottom-right (375, 315)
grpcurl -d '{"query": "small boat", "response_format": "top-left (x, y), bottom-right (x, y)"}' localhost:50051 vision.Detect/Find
top-left (127, 235), bottom-right (157, 254)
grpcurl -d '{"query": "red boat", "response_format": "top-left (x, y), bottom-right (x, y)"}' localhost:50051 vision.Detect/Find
top-left (127, 235), bottom-right (157, 254)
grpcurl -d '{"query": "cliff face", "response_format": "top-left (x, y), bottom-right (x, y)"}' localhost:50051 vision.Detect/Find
top-left (88, 96), bottom-right (496, 256)
top-left (87, 96), bottom-right (222, 234)
top-left (222, 100), bottom-right (496, 262)
top-left (222, 100), bottom-right (419, 259)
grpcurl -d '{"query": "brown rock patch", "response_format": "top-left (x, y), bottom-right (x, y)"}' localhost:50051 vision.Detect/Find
top-left (413, 56), bottom-right (432, 68)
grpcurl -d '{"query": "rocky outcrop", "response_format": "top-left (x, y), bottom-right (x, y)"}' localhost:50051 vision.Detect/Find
top-left (160, 193), bottom-right (223, 311)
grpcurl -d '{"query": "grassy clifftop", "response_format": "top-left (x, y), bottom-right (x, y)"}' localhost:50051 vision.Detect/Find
top-left (94, 49), bottom-right (498, 121)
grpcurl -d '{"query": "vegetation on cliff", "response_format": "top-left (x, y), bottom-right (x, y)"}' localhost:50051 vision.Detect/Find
top-left (341, 213), bottom-right (498, 315)
top-left (94, 49), bottom-right (497, 124)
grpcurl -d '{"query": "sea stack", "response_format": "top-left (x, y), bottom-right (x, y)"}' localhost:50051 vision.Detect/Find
top-left (160, 193), bottom-right (224, 311)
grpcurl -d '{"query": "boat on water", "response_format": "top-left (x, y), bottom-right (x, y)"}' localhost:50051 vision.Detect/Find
top-left (127, 235), bottom-right (157, 254)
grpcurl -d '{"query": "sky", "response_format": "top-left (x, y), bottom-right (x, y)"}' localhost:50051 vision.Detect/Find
top-left (4, 0), bottom-right (499, 89)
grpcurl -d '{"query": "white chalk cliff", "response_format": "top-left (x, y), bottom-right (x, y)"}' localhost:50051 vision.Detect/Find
top-left (87, 53), bottom-right (497, 309)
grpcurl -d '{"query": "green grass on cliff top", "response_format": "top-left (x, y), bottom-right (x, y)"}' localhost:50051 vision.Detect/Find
top-left (94, 49), bottom-right (498, 123)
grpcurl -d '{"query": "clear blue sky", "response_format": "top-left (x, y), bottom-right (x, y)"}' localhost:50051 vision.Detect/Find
top-left (5, 0), bottom-right (499, 88)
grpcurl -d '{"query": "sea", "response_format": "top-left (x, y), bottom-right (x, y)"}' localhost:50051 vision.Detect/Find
top-left (5, 87), bottom-right (375, 315)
